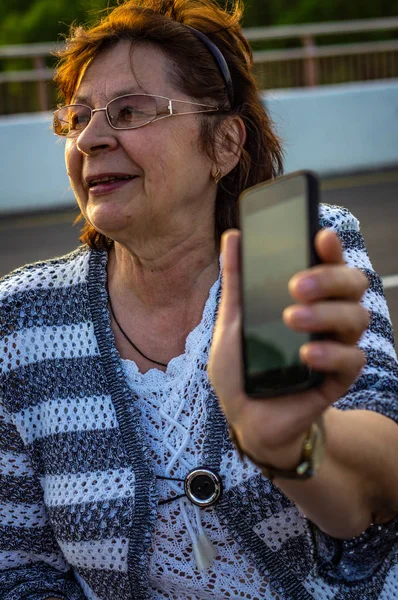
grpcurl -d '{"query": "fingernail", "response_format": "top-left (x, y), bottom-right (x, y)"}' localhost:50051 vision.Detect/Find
top-left (292, 307), bottom-right (313, 325)
top-left (302, 345), bottom-right (326, 361)
top-left (295, 277), bottom-right (317, 296)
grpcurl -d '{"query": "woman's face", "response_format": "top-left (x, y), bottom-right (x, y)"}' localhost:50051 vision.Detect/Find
top-left (65, 40), bottom-right (216, 247)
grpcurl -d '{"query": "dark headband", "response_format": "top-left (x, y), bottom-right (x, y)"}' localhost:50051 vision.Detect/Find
top-left (186, 25), bottom-right (234, 108)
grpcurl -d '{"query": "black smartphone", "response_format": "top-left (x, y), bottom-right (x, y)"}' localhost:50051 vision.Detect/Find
top-left (239, 170), bottom-right (323, 398)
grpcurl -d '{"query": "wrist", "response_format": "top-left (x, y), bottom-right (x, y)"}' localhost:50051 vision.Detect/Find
top-left (229, 417), bottom-right (326, 481)
top-left (230, 426), bottom-right (305, 469)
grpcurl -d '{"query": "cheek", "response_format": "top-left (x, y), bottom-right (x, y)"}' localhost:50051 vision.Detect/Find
top-left (150, 135), bottom-right (204, 188)
top-left (65, 142), bottom-right (83, 190)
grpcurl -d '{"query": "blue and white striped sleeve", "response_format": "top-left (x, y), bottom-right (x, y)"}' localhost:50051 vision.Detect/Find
top-left (0, 279), bottom-right (87, 600)
top-left (310, 203), bottom-right (398, 585)
top-left (319, 203), bottom-right (398, 420)
top-left (0, 399), bottom-right (86, 600)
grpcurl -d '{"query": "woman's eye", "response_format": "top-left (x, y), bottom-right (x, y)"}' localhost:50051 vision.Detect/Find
top-left (70, 112), bottom-right (89, 130)
top-left (117, 105), bottom-right (139, 122)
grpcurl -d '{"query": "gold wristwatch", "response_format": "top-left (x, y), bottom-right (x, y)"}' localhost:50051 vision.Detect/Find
top-left (230, 420), bottom-right (325, 481)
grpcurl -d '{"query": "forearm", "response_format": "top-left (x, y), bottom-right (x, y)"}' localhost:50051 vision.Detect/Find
top-left (273, 407), bottom-right (398, 539)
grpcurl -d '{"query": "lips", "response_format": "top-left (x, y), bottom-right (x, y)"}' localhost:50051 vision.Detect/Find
top-left (85, 173), bottom-right (137, 188)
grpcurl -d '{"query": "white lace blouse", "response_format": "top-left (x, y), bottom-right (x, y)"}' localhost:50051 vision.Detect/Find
top-left (121, 271), bottom-right (280, 599)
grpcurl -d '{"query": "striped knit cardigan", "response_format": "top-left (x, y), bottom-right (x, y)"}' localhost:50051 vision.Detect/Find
top-left (1, 203), bottom-right (398, 600)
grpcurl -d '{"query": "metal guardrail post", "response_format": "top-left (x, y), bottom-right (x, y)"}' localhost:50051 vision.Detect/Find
top-left (302, 34), bottom-right (318, 86)
top-left (33, 55), bottom-right (48, 111)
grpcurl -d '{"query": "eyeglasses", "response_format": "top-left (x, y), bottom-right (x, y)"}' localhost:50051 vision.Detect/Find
top-left (53, 93), bottom-right (219, 137)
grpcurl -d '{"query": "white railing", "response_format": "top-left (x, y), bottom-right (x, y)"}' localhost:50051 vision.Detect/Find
top-left (0, 16), bottom-right (397, 112)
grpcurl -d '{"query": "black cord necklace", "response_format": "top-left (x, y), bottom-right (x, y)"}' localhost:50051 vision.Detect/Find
top-left (107, 291), bottom-right (168, 368)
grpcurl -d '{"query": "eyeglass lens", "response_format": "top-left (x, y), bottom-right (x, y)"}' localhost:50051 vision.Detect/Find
top-left (54, 94), bottom-right (159, 136)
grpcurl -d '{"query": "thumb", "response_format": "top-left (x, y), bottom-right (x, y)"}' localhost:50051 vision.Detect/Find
top-left (315, 228), bottom-right (344, 264)
top-left (208, 228), bottom-right (243, 395)
top-left (218, 229), bottom-right (242, 327)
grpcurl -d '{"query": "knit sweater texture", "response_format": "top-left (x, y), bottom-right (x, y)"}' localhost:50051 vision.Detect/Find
top-left (1, 203), bottom-right (398, 600)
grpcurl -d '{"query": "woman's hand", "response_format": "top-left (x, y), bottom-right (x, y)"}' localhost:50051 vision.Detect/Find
top-left (208, 228), bottom-right (369, 470)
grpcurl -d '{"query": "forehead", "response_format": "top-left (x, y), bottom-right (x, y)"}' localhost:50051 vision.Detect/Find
top-left (75, 40), bottom-right (176, 103)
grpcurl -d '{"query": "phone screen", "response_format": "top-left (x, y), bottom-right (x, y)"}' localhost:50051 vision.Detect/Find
top-left (240, 172), bottom-right (321, 397)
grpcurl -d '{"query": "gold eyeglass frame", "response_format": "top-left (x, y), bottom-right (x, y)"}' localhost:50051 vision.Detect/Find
top-left (53, 93), bottom-right (220, 137)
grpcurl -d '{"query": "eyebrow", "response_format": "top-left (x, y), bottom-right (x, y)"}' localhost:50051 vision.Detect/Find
top-left (73, 88), bottom-right (143, 105)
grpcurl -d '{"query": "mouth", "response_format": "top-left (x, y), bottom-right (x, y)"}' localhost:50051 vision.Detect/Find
top-left (87, 174), bottom-right (137, 189)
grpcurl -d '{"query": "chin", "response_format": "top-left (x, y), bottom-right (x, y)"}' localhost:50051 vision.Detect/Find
top-left (90, 217), bottom-right (131, 237)
top-left (88, 209), bottom-right (135, 240)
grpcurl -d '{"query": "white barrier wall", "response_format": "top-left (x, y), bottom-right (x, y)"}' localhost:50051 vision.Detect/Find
top-left (0, 80), bottom-right (397, 214)
top-left (0, 113), bottom-right (74, 213)
top-left (265, 80), bottom-right (398, 175)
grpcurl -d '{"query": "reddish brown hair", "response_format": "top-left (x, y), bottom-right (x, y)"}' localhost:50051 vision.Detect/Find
top-left (54, 0), bottom-right (283, 248)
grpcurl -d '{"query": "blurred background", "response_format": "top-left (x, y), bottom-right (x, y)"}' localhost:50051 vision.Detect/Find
top-left (1, 0), bottom-right (397, 343)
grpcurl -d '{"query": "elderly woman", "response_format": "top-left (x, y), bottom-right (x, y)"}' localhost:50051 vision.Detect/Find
top-left (1, 0), bottom-right (398, 599)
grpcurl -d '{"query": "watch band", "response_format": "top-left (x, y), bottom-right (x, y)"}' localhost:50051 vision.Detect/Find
top-left (229, 419), bottom-right (325, 481)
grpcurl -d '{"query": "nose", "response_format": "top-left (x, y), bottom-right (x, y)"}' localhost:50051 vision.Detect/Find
top-left (75, 108), bottom-right (118, 156)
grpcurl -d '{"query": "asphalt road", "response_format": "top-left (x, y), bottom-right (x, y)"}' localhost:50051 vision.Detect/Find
top-left (1, 169), bottom-right (397, 345)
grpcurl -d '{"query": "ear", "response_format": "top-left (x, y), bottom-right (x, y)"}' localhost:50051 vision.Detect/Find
top-left (214, 116), bottom-right (247, 177)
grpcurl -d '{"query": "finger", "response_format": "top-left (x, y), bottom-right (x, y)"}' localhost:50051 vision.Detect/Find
top-left (218, 229), bottom-right (241, 326)
top-left (315, 228), bottom-right (344, 265)
top-left (300, 341), bottom-right (366, 386)
top-left (284, 302), bottom-right (370, 344)
top-left (289, 265), bottom-right (369, 303)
